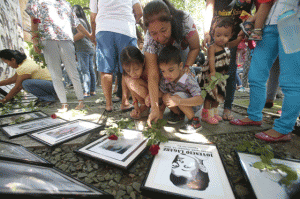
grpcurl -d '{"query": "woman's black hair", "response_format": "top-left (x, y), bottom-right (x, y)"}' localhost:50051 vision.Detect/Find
top-left (157, 46), bottom-right (181, 66)
top-left (0, 49), bottom-right (27, 65)
top-left (211, 17), bottom-right (235, 36)
top-left (72, 5), bottom-right (91, 32)
top-left (143, 0), bottom-right (184, 43)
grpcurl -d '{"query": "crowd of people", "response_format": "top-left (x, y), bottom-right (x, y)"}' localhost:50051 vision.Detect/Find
top-left (0, 0), bottom-right (299, 142)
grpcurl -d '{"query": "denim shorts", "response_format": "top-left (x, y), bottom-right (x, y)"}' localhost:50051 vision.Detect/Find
top-left (173, 92), bottom-right (202, 118)
top-left (95, 31), bottom-right (137, 73)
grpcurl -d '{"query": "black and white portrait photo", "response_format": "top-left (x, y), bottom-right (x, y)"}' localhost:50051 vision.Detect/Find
top-left (170, 154), bottom-right (210, 191)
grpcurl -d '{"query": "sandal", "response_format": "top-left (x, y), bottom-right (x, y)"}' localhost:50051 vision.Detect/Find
top-left (121, 104), bottom-right (134, 112)
top-left (58, 104), bottom-right (69, 113)
top-left (239, 21), bottom-right (254, 37)
top-left (75, 101), bottom-right (85, 110)
top-left (222, 110), bottom-right (234, 121)
top-left (249, 29), bottom-right (263, 41)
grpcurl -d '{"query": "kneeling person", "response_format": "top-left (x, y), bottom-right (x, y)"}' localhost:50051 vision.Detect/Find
top-left (0, 49), bottom-right (57, 106)
top-left (158, 46), bottom-right (204, 133)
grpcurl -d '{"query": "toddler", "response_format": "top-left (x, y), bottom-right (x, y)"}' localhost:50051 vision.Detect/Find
top-left (120, 46), bottom-right (149, 120)
top-left (198, 17), bottom-right (244, 124)
top-left (158, 46), bottom-right (204, 133)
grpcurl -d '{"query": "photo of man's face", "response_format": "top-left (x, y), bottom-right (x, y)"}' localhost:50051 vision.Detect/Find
top-left (170, 154), bottom-right (210, 191)
top-left (172, 154), bottom-right (199, 179)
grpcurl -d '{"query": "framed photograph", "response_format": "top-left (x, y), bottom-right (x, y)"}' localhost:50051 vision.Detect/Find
top-left (236, 151), bottom-right (300, 199)
top-left (0, 140), bottom-right (52, 166)
top-left (1, 117), bottom-right (67, 139)
top-left (0, 108), bottom-right (33, 117)
top-left (75, 129), bottom-right (148, 170)
top-left (0, 160), bottom-right (113, 198)
top-left (141, 140), bottom-right (236, 199)
top-left (29, 120), bottom-right (103, 147)
top-left (0, 111), bottom-right (48, 126)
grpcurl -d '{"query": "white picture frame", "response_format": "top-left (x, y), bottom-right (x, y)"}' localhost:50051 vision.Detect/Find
top-left (1, 117), bottom-right (67, 138)
top-left (141, 140), bottom-right (236, 199)
top-left (29, 120), bottom-right (103, 147)
top-left (75, 129), bottom-right (148, 170)
top-left (236, 152), bottom-right (300, 199)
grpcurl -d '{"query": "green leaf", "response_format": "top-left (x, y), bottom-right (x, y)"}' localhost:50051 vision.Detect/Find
top-left (253, 161), bottom-right (267, 170)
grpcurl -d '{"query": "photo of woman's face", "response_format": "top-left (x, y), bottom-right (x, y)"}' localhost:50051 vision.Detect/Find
top-left (171, 154), bottom-right (199, 179)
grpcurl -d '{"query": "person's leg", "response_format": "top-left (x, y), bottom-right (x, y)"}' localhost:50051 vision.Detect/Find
top-left (22, 79), bottom-right (57, 102)
top-left (242, 47), bottom-right (251, 88)
top-left (76, 51), bottom-right (90, 95)
top-left (59, 41), bottom-right (84, 105)
top-left (272, 35), bottom-right (300, 135)
top-left (247, 25), bottom-right (279, 122)
top-left (265, 56), bottom-right (280, 106)
top-left (41, 40), bottom-right (67, 104)
top-left (223, 46), bottom-right (238, 120)
top-left (96, 31), bottom-right (117, 111)
top-left (89, 52), bottom-right (97, 94)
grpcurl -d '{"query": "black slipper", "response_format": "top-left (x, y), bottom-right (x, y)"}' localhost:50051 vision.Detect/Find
top-left (105, 108), bottom-right (113, 112)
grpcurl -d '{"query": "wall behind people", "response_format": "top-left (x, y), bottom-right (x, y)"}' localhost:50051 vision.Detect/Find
top-left (0, 0), bottom-right (24, 81)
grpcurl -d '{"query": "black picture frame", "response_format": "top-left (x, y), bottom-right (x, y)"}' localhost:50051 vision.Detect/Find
top-left (141, 140), bottom-right (236, 199)
top-left (29, 120), bottom-right (104, 147)
top-left (236, 151), bottom-right (300, 199)
top-left (0, 140), bottom-right (52, 166)
top-left (0, 159), bottom-right (113, 198)
top-left (0, 111), bottom-right (48, 126)
top-left (75, 129), bottom-right (148, 170)
top-left (1, 117), bottom-right (67, 139)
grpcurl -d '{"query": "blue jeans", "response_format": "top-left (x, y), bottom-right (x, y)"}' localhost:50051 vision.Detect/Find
top-left (248, 25), bottom-right (300, 134)
top-left (22, 79), bottom-right (57, 102)
top-left (76, 51), bottom-right (96, 94)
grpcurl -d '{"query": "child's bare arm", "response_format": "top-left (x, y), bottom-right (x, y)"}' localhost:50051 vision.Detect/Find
top-left (166, 95), bottom-right (204, 107)
top-left (175, 95), bottom-right (204, 107)
top-left (208, 45), bottom-right (216, 77)
top-left (228, 32), bottom-right (244, 48)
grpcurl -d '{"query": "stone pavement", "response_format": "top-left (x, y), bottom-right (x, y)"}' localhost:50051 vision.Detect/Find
top-left (0, 86), bottom-right (272, 148)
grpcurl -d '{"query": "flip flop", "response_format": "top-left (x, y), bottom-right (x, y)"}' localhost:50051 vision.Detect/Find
top-left (121, 104), bottom-right (134, 112)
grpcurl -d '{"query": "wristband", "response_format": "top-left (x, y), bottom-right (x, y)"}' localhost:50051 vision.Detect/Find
top-left (133, 100), bottom-right (138, 105)
top-left (184, 65), bottom-right (190, 68)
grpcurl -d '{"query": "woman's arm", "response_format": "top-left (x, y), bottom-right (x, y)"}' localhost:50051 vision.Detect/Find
top-left (90, 12), bottom-right (97, 45)
top-left (185, 30), bottom-right (200, 67)
top-left (145, 52), bottom-right (160, 126)
top-left (1, 74), bottom-right (31, 104)
top-left (202, 0), bottom-right (215, 51)
top-left (132, 2), bottom-right (143, 24)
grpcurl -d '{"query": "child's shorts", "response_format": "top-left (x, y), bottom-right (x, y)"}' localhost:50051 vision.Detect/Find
top-left (173, 92), bottom-right (202, 118)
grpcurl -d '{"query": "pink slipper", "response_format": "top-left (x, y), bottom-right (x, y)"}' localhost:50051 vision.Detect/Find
top-left (255, 132), bottom-right (292, 142)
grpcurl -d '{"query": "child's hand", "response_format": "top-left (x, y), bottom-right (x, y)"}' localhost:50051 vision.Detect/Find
top-left (165, 96), bottom-right (180, 108)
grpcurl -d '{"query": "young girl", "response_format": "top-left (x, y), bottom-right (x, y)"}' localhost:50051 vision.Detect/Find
top-left (120, 46), bottom-right (150, 120)
top-left (199, 17), bottom-right (244, 124)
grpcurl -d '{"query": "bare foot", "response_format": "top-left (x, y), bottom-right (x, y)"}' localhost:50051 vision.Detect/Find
top-left (58, 104), bottom-right (69, 113)
top-left (263, 129), bottom-right (283, 138)
top-left (75, 101), bottom-right (85, 110)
